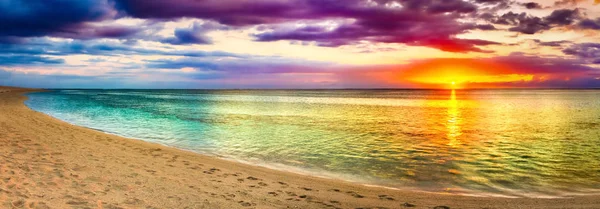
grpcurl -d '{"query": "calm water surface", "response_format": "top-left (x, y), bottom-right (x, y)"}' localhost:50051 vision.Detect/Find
top-left (25, 89), bottom-right (600, 197)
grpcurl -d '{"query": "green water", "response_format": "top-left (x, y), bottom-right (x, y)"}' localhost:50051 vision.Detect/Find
top-left (25, 89), bottom-right (600, 197)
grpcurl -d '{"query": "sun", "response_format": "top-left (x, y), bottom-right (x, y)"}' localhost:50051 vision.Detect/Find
top-left (449, 81), bottom-right (457, 89)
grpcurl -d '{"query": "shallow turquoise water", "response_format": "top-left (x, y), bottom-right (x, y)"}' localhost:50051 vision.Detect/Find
top-left (25, 89), bottom-right (600, 197)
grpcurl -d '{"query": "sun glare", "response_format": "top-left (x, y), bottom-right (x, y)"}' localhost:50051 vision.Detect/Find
top-left (392, 59), bottom-right (536, 89)
top-left (450, 81), bottom-right (457, 89)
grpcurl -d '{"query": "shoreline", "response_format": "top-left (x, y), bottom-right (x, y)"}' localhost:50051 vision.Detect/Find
top-left (11, 106), bottom-right (595, 201)
top-left (1, 87), bottom-right (600, 208)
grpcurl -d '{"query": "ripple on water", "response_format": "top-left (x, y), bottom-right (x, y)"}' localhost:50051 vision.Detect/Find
top-left (25, 89), bottom-right (600, 197)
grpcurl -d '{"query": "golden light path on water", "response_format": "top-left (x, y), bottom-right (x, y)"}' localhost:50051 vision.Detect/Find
top-left (447, 90), bottom-right (462, 147)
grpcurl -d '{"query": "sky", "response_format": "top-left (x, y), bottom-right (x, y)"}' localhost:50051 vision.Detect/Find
top-left (0, 0), bottom-right (599, 89)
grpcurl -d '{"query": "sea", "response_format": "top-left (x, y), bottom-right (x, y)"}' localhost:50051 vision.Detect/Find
top-left (25, 89), bottom-right (600, 197)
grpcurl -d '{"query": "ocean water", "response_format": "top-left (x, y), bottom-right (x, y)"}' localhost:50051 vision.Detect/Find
top-left (25, 89), bottom-right (600, 197)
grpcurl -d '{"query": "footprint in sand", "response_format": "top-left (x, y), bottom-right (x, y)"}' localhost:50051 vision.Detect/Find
top-left (237, 201), bottom-right (254, 207)
top-left (11, 199), bottom-right (25, 208)
top-left (346, 191), bottom-right (365, 198)
top-left (203, 168), bottom-right (220, 174)
top-left (378, 194), bottom-right (395, 200)
top-left (402, 202), bottom-right (416, 207)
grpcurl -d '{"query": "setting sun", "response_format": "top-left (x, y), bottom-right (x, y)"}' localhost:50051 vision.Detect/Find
top-left (376, 59), bottom-right (538, 88)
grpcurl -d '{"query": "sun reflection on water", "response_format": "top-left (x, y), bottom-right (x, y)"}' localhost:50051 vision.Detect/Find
top-left (446, 90), bottom-right (462, 147)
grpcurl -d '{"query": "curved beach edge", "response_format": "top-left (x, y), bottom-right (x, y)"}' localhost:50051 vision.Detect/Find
top-left (1, 86), bottom-right (599, 209)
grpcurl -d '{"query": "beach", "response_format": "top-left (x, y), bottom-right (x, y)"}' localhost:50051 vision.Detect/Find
top-left (1, 87), bottom-right (600, 209)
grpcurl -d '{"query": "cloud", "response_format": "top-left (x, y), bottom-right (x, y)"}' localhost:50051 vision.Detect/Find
top-left (0, 68), bottom-right (137, 88)
top-left (562, 43), bottom-right (600, 61)
top-left (491, 9), bottom-right (582, 34)
top-left (140, 53), bottom-right (600, 88)
top-left (113, 0), bottom-right (297, 26)
top-left (544, 9), bottom-right (582, 25)
top-left (145, 56), bottom-right (333, 75)
top-left (334, 54), bottom-right (600, 88)
top-left (115, 0), bottom-right (497, 52)
top-left (578, 18), bottom-right (600, 30)
top-left (0, 39), bottom-right (244, 58)
top-left (56, 25), bottom-right (142, 40)
top-left (0, 55), bottom-right (64, 66)
top-left (160, 22), bottom-right (227, 45)
top-left (553, 0), bottom-right (587, 7)
top-left (532, 39), bottom-right (571, 47)
top-left (0, 0), bottom-right (124, 40)
top-left (253, 23), bottom-right (500, 52)
top-left (520, 2), bottom-right (543, 9)
top-left (489, 53), bottom-right (596, 74)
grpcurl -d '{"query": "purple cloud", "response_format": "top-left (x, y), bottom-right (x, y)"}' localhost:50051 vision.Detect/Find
top-left (532, 39), bottom-right (571, 47)
top-left (490, 9), bottom-right (582, 34)
top-left (114, 0), bottom-right (500, 52)
top-left (563, 43), bottom-right (600, 61)
top-left (520, 2), bottom-right (543, 9)
top-left (578, 18), bottom-right (600, 30)
top-left (545, 9), bottom-right (582, 25)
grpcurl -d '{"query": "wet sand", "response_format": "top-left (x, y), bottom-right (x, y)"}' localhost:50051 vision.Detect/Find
top-left (1, 86), bottom-right (599, 209)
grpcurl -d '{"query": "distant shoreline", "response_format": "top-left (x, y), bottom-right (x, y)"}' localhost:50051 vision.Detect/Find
top-left (2, 86), bottom-right (600, 208)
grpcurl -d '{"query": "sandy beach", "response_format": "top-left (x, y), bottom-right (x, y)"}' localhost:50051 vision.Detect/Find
top-left (1, 87), bottom-right (599, 209)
